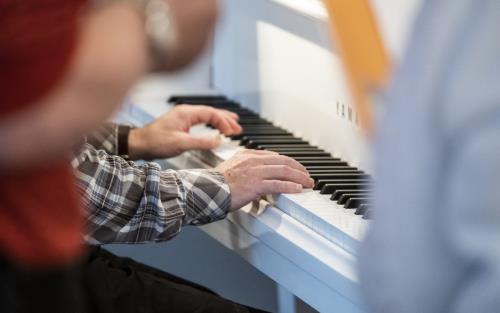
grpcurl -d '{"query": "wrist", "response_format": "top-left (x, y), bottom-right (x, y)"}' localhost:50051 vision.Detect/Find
top-left (128, 127), bottom-right (150, 160)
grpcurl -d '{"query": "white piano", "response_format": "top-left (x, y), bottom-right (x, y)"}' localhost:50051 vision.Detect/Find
top-left (117, 1), bottom-right (420, 312)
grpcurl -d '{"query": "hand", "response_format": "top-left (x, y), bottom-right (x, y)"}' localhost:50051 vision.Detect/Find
top-left (215, 150), bottom-right (315, 211)
top-left (128, 104), bottom-right (242, 160)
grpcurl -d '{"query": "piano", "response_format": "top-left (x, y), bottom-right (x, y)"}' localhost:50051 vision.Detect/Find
top-left (169, 95), bottom-right (373, 254)
top-left (119, 1), bottom-right (421, 312)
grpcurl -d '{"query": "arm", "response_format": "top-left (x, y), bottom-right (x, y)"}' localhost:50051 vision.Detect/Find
top-left (83, 104), bottom-right (242, 157)
top-left (73, 142), bottom-right (230, 244)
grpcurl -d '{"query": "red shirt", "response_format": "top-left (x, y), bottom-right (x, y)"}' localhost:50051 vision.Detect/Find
top-left (0, 0), bottom-right (86, 267)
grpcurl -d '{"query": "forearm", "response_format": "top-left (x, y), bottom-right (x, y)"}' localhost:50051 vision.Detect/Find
top-left (73, 143), bottom-right (230, 244)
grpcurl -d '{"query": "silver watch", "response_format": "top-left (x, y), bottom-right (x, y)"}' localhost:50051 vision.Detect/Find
top-left (141, 0), bottom-right (178, 64)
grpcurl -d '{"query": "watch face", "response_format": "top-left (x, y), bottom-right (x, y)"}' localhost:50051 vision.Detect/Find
top-left (145, 0), bottom-right (177, 54)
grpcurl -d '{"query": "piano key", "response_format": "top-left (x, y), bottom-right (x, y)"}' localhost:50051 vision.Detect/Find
top-left (292, 157), bottom-right (340, 162)
top-left (177, 99), bottom-right (240, 107)
top-left (355, 204), bottom-right (371, 215)
top-left (239, 121), bottom-right (274, 126)
top-left (314, 179), bottom-right (371, 191)
top-left (305, 166), bottom-right (358, 171)
top-left (168, 95), bottom-right (227, 103)
top-left (308, 169), bottom-right (362, 174)
top-left (311, 173), bottom-right (370, 181)
top-left (246, 139), bottom-right (308, 148)
top-left (321, 182), bottom-right (372, 194)
top-left (363, 210), bottom-right (373, 220)
top-left (257, 144), bottom-right (318, 149)
top-left (331, 189), bottom-right (368, 201)
top-left (315, 176), bottom-right (372, 188)
top-left (337, 193), bottom-right (372, 205)
top-left (232, 132), bottom-right (293, 140)
top-left (344, 197), bottom-right (371, 209)
top-left (299, 160), bottom-right (349, 167)
top-left (240, 135), bottom-right (299, 146)
top-left (265, 148), bottom-right (327, 154)
top-left (279, 151), bottom-right (332, 157)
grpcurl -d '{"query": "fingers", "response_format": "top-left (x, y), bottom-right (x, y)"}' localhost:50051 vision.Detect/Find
top-left (255, 154), bottom-right (308, 173)
top-left (219, 150), bottom-right (314, 210)
top-left (180, 133), bottom-right (220, 150)
top-left (252, 165), bottom-right (314, 188)
top-left (186, 105), bottom-right (242, 135)
top-left (259, 180), bottom-right (303, 194)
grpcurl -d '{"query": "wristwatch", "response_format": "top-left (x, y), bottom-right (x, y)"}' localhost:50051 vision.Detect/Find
top-left (93, 0), bottom-right (178, 67)
top-left (140, 0), bottom-right (178, 67)
top-left (117, 125), bottom-right (132, 160)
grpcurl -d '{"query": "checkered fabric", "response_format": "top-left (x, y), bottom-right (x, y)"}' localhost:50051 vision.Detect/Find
top-left (72, 123), bottom-right (231, 244)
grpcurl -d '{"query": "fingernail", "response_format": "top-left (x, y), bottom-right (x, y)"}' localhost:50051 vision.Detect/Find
top-left (309, 178), bottom-right (315, 186)
top-left (295, 184), bottom-right (303, 192)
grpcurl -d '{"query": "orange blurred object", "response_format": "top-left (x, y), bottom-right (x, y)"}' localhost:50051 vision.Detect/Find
top-left (323, 0), bottom-right (390, 135)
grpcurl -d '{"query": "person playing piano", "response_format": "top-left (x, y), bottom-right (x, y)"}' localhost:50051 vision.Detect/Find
top-left (72, 102), bottom-right (313, 313)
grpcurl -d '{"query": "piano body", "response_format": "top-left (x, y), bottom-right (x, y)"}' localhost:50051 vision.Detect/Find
top-left (120, 1), bottom-right (420, 312)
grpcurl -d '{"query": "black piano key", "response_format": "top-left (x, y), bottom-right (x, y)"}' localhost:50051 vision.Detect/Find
top-left (316, 177), bottom-right (372, 189)
top-left (240, 135), bottom-right (299, 146)
top-left (321, 182), bottom-right (372, 194)
top-left (231, 132), bottom-right (292, 140)
top-left (239, 130), bottom-right (290, 136)
top-left (308, 169), bottom-right (362, 174)
top-left (176, 100), bottom-right (240, 108)
top-left (279, 151), bottom-right (332, 157)
top-left (239, 122), bottom-right (274, 127)
top-left (305, 166), bottom-right (358, 171)
top-left (258, 144), bottom-right (318, 149)
top-left (246, 139), bottom-right (308, 148)
top-left (182, 99), bottom-right (238, 106)
top-left (292, 156), bottom-right (340, 161)
top-left (344, 197), bottom-right (371, 209)
top-left (300, 160), bottom-right (349, 167)
top-left (311, 173), bottom-right (370, 181)
top-left (337, 193), bottom-right (371, 205)
top-left (168, 95), bottom-right (227, 103)
top-left (265, 148), bottom-right (327, 154)
top-left (240, 126), bottom-right (284, 130)
top-left (315, 179), bottom-right (370, 191)
top-left (355, 204), bottom-right (371, 215)
top-left (331, 189), bottom-right (366, 201)
top-left (238, 116), bottom-right (270, 122)
top-left (362, 209), bottom-right (373, 220)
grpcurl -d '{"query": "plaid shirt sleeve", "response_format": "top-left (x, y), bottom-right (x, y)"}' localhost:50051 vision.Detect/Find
top-left (72, 140), bottom-right (231, 245)
top-left (84, 122), bottom-right (120, 155)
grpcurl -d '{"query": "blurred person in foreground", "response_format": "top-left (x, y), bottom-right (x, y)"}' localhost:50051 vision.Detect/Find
top-left (1, 0), bottom-right (313, 312)
top-left (359, 0), bottom-right (500, 312)
top-left (0, 0), bottom-right (220, 312)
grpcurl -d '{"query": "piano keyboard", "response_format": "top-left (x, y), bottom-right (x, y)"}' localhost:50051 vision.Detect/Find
top-left (169, 95), bottom-right (372, 254)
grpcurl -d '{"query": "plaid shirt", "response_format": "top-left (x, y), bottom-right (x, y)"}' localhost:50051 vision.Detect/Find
top-left (72, 123), bottom-right (231, 245)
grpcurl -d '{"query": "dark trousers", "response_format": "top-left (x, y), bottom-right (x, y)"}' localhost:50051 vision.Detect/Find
top-left (83, 247), bottom-right (269, 313)
top-left (0, 255), bottom-right (88, 313)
